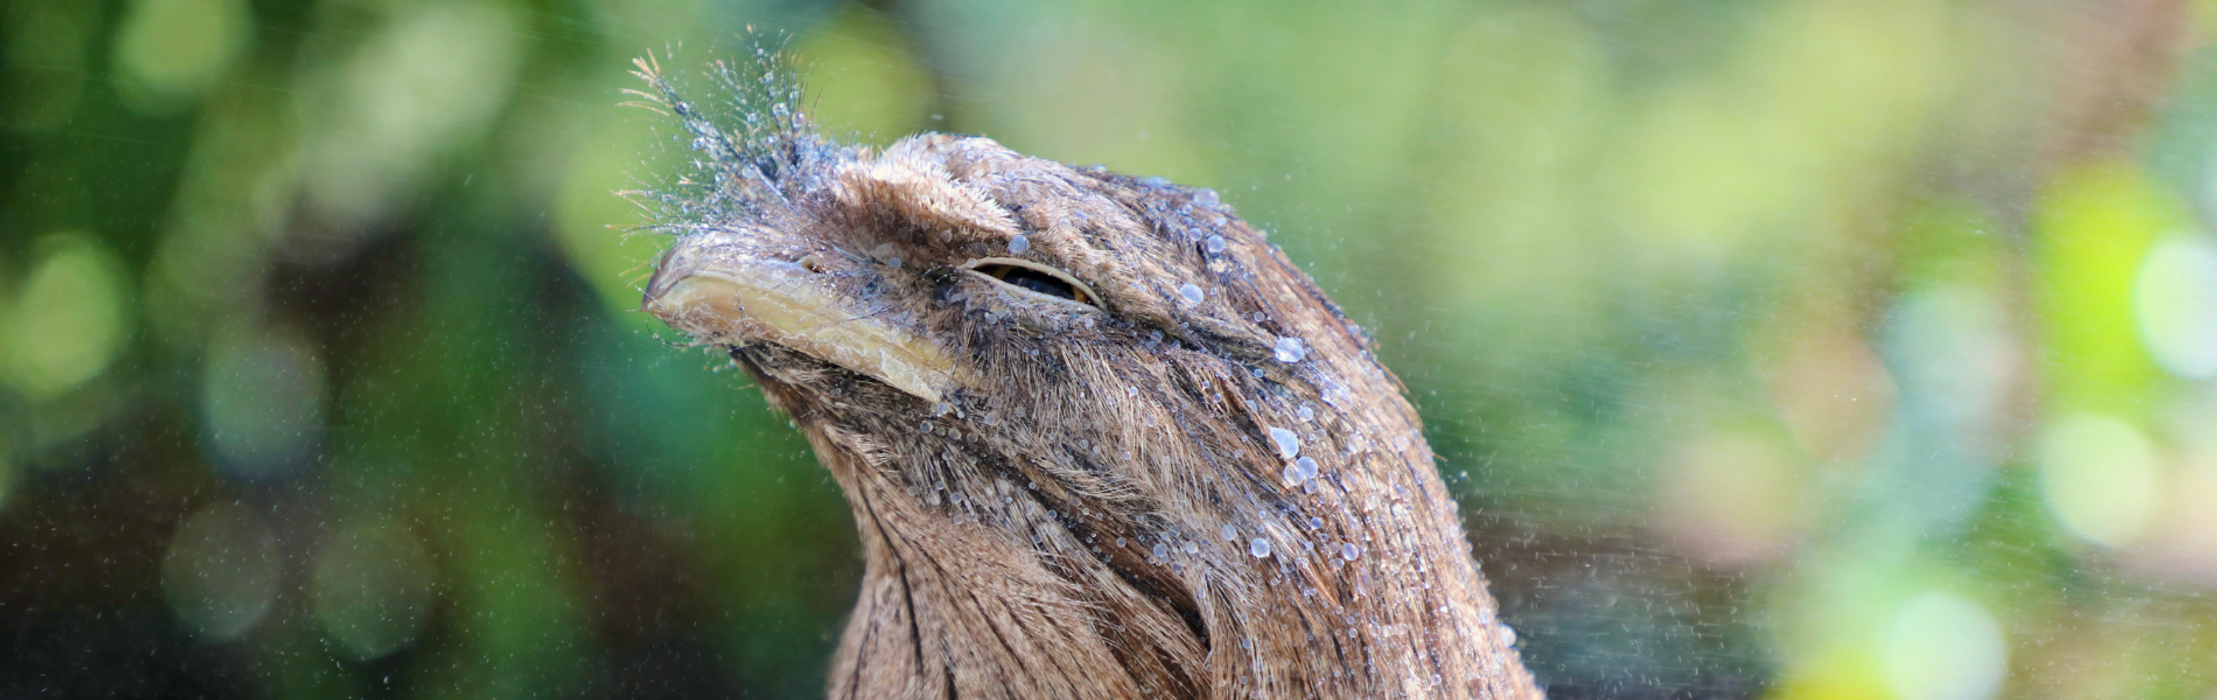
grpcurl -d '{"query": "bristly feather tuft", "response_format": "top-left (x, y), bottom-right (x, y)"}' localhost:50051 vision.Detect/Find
top-left (626, 40), bottom-right (854, 239)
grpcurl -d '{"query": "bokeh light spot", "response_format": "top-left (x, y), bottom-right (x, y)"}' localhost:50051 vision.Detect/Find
top-left (1658, 427), bottom-right (1808, 566)
top-left (200, 325), bottom-right (326, 481)
top-left (305, 1), bottom-right (520, 228)
top-left (2039, 413), bottom-right (2161, 548)
top-left (1883, 592), bottom-right (2007, 700)
top-left (2132, 235), bottom-right (2217, 379)
top-left (2034, 160), bottom-right (2172, 413)
top-left (4, 232), bottom-right (131, 400)
top-left (160, 502), bottom-right (281, 642)
top-left (311, 520), bottom-right (438, 661)
top-left (111, 0), bottom-right (250, 109)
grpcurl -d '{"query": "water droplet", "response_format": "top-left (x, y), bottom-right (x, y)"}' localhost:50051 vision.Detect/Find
top-left (1116, 537), bottom-right (1126, 546)
top-left (1295, 456), bottom-right (1318, 480)
top-left (1340, 543), bottom-right (1361, 561)
top-left (1127, 386), bottom-right (1139, 396)
top-left (1307, 516), bottom-right (1324, 530)
top-left (1184, 541), bottom-right (1199, 554)
top-left (1282, 464), bottom-right (1302, 485)
top-left (1205, 235), bottom-right (1226, 254)
top-left (1195, 188), bottom-right (1220, 207)
top-left (1321, 378), bottom-right (1351, 407)
top-left (1249, 539), bottom-right (1272, 559)
top-left (1303, 478), bottom-right (1319, 494)
top-left (1298, 405), bottom-right (1314, 422)
top-left (931, 402), bottom-right (951, 417)
top-left (1221, 525), bottom-right (1237, 541)
top-left (1008, 235), bottom-right (1029, 254)
top-left (1267, 427), bottom-right (1301, 459)
top-left (1178, 283), bottom-right (1205, 305)
top-left (871, 243), bottom-right (896, 259)
top-left (1152, 543), bottom-right (1168, 559)
top-left (1240, 637), bottom-right (1252, 650)
top-left (887, 256), bottom-right (903, 269)
top-left (1273, 336), bottom-right (1307, 363)
top-left (1144, 176), bottom-right (1169, 187)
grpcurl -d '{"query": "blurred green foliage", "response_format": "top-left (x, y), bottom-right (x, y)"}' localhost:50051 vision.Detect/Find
top-left (5, 0), bottom-right (2217, 698)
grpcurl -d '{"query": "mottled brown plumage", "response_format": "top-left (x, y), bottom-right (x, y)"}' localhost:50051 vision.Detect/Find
top-left (628, 54), bottom-right (1542, 699)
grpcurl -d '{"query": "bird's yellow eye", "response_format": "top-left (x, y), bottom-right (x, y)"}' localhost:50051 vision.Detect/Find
top-left (962, 257), bottom-right (1099, 307)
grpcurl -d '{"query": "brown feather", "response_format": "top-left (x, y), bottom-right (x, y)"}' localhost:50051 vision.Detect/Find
top-left (630, 54), bottom-right (1542, 700)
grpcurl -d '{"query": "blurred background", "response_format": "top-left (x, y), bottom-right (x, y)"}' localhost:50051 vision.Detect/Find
top-left (3, 0), bottom-right (2216, 698)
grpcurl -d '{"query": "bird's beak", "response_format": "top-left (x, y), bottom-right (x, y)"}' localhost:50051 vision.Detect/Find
top-left (642, 239), bottom-right (959, 404)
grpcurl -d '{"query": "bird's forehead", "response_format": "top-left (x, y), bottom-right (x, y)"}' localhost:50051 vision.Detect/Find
top-left (819, 134), bottom-right (1194, 318)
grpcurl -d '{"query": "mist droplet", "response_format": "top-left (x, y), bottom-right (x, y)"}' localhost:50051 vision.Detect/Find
top-left (1340, 543), bottom-right (1360, 561)
top-left (1153, 543), bottom-right (1168, 559)
top-left (1249, 539), bottom-right (1272, 559)
top-left (1206, 235), bottom-right (1226, 254)
top-left (1295, 456), bottom-right (1318, 480)
top-left (1273, 336), bottom-right (1307, 363)
top-left (1008, 235), bottom-right (1029, 254)
top-left (1282, 464), bottom-right (1303, 485)
top-left (1221, 525), bottom-right (1238, 541)
top-left (1298, 405), bottom-right (1314, 422)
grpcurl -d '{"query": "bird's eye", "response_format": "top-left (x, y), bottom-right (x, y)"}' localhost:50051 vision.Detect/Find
top-left (962, 257), bottom-right (1099, 307)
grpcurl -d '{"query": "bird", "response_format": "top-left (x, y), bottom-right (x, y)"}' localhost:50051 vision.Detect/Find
top-left (627, 52), bottom-right (1543, 700)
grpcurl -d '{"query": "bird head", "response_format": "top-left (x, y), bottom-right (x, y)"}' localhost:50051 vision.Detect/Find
top-left (633, 57), bottom-right (1385, 553)
top-left (626, 52), bottom-right (1537, 699)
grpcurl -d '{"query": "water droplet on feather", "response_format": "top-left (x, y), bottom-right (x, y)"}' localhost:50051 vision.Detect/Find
top-left (1268, 427), bottom-right (1301, 460)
